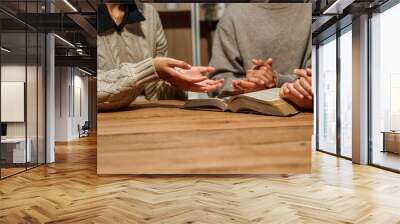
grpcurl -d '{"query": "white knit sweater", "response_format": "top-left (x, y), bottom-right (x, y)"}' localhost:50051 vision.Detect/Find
top-left (97, 4), bottom-right (185, 111)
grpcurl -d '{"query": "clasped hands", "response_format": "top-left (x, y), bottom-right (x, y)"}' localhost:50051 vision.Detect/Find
top-left (232, 58), bottom-right (313, 110)
top-left (280, 68), bottom-right (313, 110)
top-left (232, 58), bottom-right (277, 94)
top-left (153, 57), bottom-right (223, 93)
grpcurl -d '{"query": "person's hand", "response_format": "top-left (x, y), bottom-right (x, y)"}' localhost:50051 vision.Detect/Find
top-left (279, 68), bottom-right (313, 110)
top-left (231, 58), bottom-right (276, 94)
top-left (248, 58), bottom-right (277, 88)
top-left (153, 57), bottom-right (223, 93)
top-left (292, 68), bottom-right (313, 99)
top-left (179, 66), bottom-right (224, 92)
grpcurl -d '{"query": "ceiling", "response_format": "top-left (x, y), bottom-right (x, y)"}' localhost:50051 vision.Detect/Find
top-left (311, 0), bottom-right (390, 43)
top-left (0, 0), bottom-right (393, 73)
top-left (0, 0), bottom-right (98, 73)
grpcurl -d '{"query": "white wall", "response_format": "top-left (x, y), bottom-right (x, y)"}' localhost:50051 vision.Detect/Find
top-left (75, 74), bottom-right (89, 123)
top-left (55, 66), bottom-right (70, 141)
top-left (71, 73), bottom-right (89, 138)
top-left (1, 65), bottom-right (39, 138)
top-left (1, 63), bottom-right (46, 164)
top-left (1, 82), bottom-right (25, 122)
top-left (54, 67), bottom-right (89, 141)
top-left (1, 65), bottom-right (26, 139)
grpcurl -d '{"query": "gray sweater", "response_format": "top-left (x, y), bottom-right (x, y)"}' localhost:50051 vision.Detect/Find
top-left (208, 3), bottom-right (312, 97)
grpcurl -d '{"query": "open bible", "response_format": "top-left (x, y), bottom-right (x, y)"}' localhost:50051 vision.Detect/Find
top-left (182, 88), bottom-right (299, 116)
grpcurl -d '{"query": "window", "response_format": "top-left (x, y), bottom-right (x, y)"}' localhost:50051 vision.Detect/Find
top-left (339, 27), bottom-right (352, 158)
top-left (317, 35), bottom-right (337, 154)
top-left (0, 1), bottom-right (47, 179)
top-left (316, 24), bottom-right (353, 159)
top-left (370, 2), bottom-right (400, 171)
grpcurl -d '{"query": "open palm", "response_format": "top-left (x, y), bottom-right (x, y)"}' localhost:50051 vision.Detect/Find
top-left (179, 66), bottom-right (224, 92)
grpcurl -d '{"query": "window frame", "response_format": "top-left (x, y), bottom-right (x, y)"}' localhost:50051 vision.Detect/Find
top-left (315, 22), bottom-right (353, 160)
top-left (0, 0), bottom-right (48, 180)
top-left (367, 0), bottom-right (400, 173)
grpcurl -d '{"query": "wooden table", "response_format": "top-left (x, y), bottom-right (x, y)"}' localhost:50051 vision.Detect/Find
top-left (97, 100), bottom-right (313, 174)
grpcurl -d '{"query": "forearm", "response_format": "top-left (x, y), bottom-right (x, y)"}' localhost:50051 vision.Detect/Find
top-left (97, 58), bottom-right (158, 111)
top-left (143, 79), bottom-right (187, 101)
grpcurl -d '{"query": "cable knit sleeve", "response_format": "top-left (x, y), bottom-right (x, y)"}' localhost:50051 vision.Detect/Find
top-left (97, 58), bottom-right (158, 111)
top-left (142, 5), bottom-right (187, 101)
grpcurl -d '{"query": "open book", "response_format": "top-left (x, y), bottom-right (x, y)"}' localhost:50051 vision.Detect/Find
top-left (182, 88), bottom-right (299, 116)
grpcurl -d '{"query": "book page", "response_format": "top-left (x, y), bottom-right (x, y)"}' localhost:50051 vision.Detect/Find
top-left (232, 88), bottom-right (281, 103)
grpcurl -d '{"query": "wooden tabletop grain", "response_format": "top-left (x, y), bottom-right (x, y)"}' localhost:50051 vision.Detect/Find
top-left (97, 100), bottom-right (313, 174)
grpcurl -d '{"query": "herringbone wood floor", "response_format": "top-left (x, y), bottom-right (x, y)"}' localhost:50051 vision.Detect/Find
top-left (1, 135), bottom-right (400, 224)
